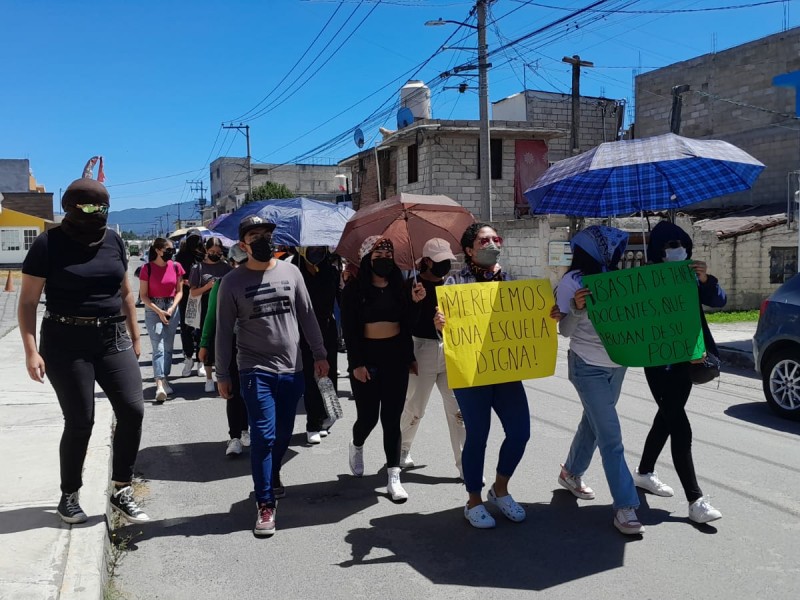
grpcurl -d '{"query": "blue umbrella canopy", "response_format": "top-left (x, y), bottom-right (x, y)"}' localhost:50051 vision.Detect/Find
top-left (524, 133), bottom-right (765, 217)
top-left (210, 197), bottom-right (355, 247)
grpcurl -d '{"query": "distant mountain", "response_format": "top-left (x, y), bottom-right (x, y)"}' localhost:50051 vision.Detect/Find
top-left (108, 201), bottom-right (201, 236)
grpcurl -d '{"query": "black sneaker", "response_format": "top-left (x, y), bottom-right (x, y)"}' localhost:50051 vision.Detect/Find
top-left (57, 491), bottom-right (88, 524)
top-left (272, 474), bottom-right (285, 500)
top-left (110, 486), bottom-right (151, 524)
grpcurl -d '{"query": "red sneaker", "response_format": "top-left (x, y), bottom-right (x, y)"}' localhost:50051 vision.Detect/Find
top-left (254, 502), bottom-right (276, 537)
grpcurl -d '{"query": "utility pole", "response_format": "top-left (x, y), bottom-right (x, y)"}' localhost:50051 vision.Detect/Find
top-left (477, 0), bottom-right (492, 221)
top-left (562, 55), bottom-right (594, 156)
top-left (223, 123), bottom-right (252, 207)
top-left (187, 180), bottom-right (207, 219)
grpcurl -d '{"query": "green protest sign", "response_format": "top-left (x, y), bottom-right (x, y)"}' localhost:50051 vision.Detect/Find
top-left (582, 261), bottom-right (705, 367)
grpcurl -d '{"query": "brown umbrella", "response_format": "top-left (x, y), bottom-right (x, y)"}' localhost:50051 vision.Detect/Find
top-left (335, 193), bottom-right (476, 270)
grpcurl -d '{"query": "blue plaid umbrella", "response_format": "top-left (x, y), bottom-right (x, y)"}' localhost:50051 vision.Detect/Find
top-left (524, 133), bottom-right (765, 217)
top-left (210, 197), bottom-right (355, 247)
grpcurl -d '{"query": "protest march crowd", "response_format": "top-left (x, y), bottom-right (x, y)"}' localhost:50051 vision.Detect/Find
top-left (18, 177), bottom-right (725, 538)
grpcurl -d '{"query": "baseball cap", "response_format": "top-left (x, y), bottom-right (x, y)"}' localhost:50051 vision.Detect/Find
top-left (417, 237), bottom-right (457, 264)
top-left (238, 215), bottom-right (276, 241)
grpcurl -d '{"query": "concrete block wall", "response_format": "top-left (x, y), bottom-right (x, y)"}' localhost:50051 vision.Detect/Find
top-left (524, 92), bottom-right (622, 161)
top-left (692, 223), bottom-right (797, 309)
top-left (635, 27), bottom-right (800, 208)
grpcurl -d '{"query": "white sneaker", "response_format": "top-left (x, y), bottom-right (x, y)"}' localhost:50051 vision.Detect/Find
top-left (155, 382), bottom-right (167, 403)
top-left (634, 469), bottom-right (674, 497)
top-left (197, 363), bottom-right (206, 378)
top-left (558, 465), bottom-right (596, 500)
top-left (226, 438), bottom-right (243, 456)
top-left (240, 430), bottom-right (250, 447)
top-left (307, 431), bottom-right (322, 445)
top-left (163, 381), bottom-right (173, 395)
top-left (319, 430), bottom-right (329, 438)
top-left (181, 357), bottom-right (194, 377)
top-left (688, 496), bottom-right (722, 523)
top-left (614, 507), bottom-right (645, 535)
top-left (204, 380), bottom-right (215, 394)
top-left (400, 449), bottom-right (415, 468)
top-left (349, 441), bottom-right (364, 477)
top-left (387, 467), bottom-right (408, 502)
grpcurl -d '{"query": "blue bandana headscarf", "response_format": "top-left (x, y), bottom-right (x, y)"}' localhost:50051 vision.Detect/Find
top-left (571, 225), bottom-right (629, 272)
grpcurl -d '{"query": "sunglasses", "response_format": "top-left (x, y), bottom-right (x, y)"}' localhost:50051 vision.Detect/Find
top-left (75, 204), bottom-right (109, 215)
top-left (477, 236), bottom-right (503, 247)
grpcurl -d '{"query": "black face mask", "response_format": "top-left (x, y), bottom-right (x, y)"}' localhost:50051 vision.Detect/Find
top-left (207, 253), bottom-right (222, 263)
top-left (61, 206), bottom-right (109, 246)
top-left (248, 236), bottom-right (274, 262)
top-left (162, 248), bottom-right (175, 261)
top-left (372, 257), bottom-right (394, 277)
top-left (430, 259), bottom-right (451, 278)
top-left (306, 248), bottom-right (327, 265)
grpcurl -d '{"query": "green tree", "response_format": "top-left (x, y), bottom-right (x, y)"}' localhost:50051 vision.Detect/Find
top-left (120, 230), bottom-right (139, 240)
top-left (245, 181), bottom-right (294, 203)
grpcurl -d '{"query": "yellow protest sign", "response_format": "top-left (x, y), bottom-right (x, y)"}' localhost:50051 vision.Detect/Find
top-left (436, 280), bottom-right (558, 389)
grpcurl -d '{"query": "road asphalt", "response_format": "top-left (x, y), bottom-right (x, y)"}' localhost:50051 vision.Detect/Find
top-left (0, 282), bottom-right (770, 600)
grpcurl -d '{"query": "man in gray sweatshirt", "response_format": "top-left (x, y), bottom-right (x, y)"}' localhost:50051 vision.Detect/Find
top-left (216, 215), bottom-right (329, 537)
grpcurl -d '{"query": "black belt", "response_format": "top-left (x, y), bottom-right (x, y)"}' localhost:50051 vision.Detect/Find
top-left (44, 311), bottom-right (126, 327)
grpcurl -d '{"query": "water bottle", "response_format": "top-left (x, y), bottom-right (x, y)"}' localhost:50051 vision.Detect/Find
top-left (316, 375), bottom-right (343, 426)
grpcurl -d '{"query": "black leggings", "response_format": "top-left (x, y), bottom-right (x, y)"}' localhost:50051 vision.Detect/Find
top-left (639, 364), bottom-right (703, 502)
top-left (226, 340), bottom-right (248, 439)
top-left (302, 319), bottom-right (339, 432)
top-left (350, 336), bottom-right (409, 468)
top-left (40, 319), bottom-right (144, 494)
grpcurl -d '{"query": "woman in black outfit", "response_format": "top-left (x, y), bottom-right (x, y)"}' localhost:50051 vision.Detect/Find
top-left (19, 178), bottom-right (150, 525)
top-left (296, 246), bottom-right (341, 444)
top-left (341, 236), bottom-right (425, 502)
top-left (634, 221), bottom-right (726, 524)
top-left (175, 230), bottom-right (205, 377)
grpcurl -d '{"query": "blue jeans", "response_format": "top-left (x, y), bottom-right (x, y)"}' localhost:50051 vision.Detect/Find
top-left (454, 381), bottom-right (530, 494)
top-left (144, 299), bottom-right (180, 380)
top-left (239, 369), bottom-right (305, 506)
top-left (565, 351), bottom-right (639, 509)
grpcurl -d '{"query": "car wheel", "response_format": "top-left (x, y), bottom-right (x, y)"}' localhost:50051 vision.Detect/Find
top-left (762, 348), bottom-right (800, 421)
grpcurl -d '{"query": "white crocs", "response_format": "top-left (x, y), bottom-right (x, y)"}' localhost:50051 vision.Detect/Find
top-left (464, 503), bottom-right (496, 529)
top-left (487, 487), bottom-right (526, 523)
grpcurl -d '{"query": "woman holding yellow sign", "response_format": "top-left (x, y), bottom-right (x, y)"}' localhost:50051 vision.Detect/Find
top-left (554, 225), bottom-right (644, 536)
top-left (434, 223), bottom-right (531, 530)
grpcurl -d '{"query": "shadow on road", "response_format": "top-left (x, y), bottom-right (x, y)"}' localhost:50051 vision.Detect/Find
top-left (724, 402), bottom-right (800, 435)
top-left (338, 489), bottom-right (642, 591)
top-left (134, 441), bottom-right (299, 482)
top-left (0, 506), bottom-right (104, 534)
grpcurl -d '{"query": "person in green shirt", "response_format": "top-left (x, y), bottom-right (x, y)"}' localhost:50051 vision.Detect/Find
top-left (198, 245), bottom-right (250, 457)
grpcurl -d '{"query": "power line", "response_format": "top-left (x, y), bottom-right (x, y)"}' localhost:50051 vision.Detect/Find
top-left (512, 0), bottom-right (785, 14)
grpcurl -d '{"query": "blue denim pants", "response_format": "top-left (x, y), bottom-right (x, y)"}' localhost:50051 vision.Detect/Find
top-left (144, 298), bottom-right (180, 380)
top-left (454, 381), bottom-right (530, 494)
top-left (239, 369), bottom-right (305, 506)
top-left (565, 351), bottom-right (639, 509)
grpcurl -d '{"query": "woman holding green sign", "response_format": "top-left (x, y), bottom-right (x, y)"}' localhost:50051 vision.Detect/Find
top-left (634, 221), bottom-right (725, 524)
top-left (554, 225), bottom-right (644, 536)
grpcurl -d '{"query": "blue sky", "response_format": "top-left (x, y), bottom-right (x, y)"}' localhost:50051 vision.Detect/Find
top-left (1, 0), bottom-right (795, 214)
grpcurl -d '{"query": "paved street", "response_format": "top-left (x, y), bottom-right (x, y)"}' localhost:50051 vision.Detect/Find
top-left (114, 270), bottom-right (800, 600)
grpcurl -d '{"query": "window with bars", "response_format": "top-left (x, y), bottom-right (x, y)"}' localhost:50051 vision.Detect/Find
top-left (23, 229), bottom-right (38, 250)
top-left (770, 247), bottom-right (797, 284)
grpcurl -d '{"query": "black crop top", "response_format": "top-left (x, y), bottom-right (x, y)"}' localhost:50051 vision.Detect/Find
top-left (362, 284), bottom-right (403, 324)
top-left (22, 227), bottom-right (128, 317)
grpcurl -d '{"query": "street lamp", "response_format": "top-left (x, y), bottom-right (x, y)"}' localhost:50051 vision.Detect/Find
top-left (425, 2), bottom-right (492, 221)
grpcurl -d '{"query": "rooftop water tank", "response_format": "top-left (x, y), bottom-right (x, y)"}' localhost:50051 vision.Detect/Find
top-left (400, 81), bottom-right (431, 122)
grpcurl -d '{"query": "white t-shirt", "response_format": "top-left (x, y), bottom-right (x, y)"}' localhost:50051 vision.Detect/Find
top-left (556, 270), bottom-right (619, 369)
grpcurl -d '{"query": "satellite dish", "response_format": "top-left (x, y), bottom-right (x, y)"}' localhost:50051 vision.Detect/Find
top-left (354, 128), bottom-right (365, 148)
top-left (397, 107), bottom-right (414, 129)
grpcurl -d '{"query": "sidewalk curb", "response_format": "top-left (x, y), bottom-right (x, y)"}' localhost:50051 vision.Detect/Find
top-left (59, 412), bottom-right (113, 600)
top-left (719, 345), bottom-right (755, 371)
